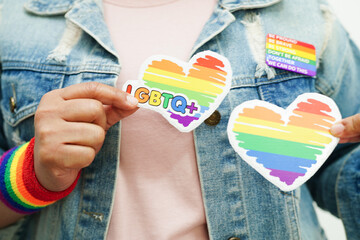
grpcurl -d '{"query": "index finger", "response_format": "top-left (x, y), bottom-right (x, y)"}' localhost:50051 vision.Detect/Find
top-left (60, 82), bottom-right (138, 108)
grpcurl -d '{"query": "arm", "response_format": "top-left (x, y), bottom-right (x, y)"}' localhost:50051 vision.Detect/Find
top-left (0, 203), bottom-right (24, 228)
top-left (0, 82), bottom-right (138, 228)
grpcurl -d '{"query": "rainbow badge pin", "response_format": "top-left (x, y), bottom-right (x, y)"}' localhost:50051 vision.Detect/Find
top-left (123, 51), bottom-right (232, 132)
top-left (266, 34), bottom-right (316, 77)
top-left (227, 93), bottom-right (341, 191)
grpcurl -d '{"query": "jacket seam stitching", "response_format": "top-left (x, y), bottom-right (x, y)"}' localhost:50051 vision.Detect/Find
top-left (73, 174), bottom-right (85, 240)
top-left (332, 39), bottom-right (351, 97)
top-left (316, 37), bottom-right (350, 97)
top-left (291, 191), bottom-right (302, 240)
top-left (227, 91), bottom-right (251, 239)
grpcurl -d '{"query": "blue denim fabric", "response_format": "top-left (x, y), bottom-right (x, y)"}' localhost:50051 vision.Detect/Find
top-left (0, 0), bottom-right (359, 239)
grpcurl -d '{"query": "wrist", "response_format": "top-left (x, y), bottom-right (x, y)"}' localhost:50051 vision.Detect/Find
top-left (34, 164), bottom-right (81, 192)
top-left (0, 138), bottom-right (80, 214)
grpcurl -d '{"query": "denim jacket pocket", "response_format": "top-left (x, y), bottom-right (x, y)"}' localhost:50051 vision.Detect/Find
top-left (1, 70), bottom-right (64, 145)
top-left (229, 70), bottom-right (317, 110)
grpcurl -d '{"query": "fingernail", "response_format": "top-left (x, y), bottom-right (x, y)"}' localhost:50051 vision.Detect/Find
top-left (330, 123), bottom-right (345, 136)
top-left (126, 94), bottom-right (138, 106)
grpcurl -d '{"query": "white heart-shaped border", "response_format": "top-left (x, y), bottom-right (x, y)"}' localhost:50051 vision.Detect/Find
top-left (122, 51), bottom-right (232, 132)
top-left (227, 93), bottom-right (342, 191)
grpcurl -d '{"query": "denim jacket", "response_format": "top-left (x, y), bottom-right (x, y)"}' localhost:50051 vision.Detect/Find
top-left (0, 0), bottom-right (359, 239)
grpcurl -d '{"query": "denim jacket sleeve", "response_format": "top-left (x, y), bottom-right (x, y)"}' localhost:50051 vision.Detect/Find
top-left (309, 6), bottom-right (360, 239)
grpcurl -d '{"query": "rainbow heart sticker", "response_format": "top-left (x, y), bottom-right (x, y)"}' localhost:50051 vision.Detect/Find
top-left (123, 51), bottom-right (232, 132)
top-left (227, 93), bottom-right (341, 191)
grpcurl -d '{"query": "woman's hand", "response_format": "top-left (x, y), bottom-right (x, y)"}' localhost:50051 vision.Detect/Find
top-left (34, 82), bottom-right (138, 192)
top-left (330, 113), bottom-right (360, 143)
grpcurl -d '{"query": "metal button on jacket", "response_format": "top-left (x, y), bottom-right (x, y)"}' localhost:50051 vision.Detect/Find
top-left (228, 237), bottom-right (241, 240)
top-left (10, 84), bottom-right (17, 113)
top-left (204, 110), bottom-right (221, 126)
top-left (9, 97), bottom-right (16, 113)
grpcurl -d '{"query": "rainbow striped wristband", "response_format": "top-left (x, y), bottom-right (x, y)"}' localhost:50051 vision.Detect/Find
top-left (0, 138), bottom-right (80, 214)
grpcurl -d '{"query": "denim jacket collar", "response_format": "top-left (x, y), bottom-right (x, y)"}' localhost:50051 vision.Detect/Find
top-left (25, 0), bottom-right (281, 13)
top-left (190, 0), bottom-right (280, 57)
top-left (219, 0), bottom-right (282, 11)
top-left (24, 0), bottom-right (281, 60)
top-left (25, 0), bottom-right (119, 60)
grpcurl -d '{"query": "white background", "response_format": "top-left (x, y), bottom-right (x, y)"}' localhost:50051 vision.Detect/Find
top-left (314, 0), bottom-right (360, 240)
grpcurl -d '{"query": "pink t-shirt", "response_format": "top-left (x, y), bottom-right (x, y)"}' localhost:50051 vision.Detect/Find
top-left (103, 0), bottom-right (216, 239)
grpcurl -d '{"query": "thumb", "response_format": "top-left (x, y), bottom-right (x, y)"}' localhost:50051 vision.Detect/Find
top-left (330, 113), bottom-right (360, 142)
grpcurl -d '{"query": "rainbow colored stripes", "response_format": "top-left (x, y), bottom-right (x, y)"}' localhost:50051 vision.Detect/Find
top-left (231, 98), bottom-right (336, 185)
top-left (0, 138), bottom-right (79, 214)
top-left (265, 34), bottom-right (316, 77)
top-left (142, 54), bottom-right (228, 126)
top-left (0, 142), bottom-right (53, 214)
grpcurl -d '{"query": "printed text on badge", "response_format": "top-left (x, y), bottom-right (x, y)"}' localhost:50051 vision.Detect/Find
top-left (123, 51), bottom-right (232, 132)
top-left (266, 34), bottom-right (316, 77)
